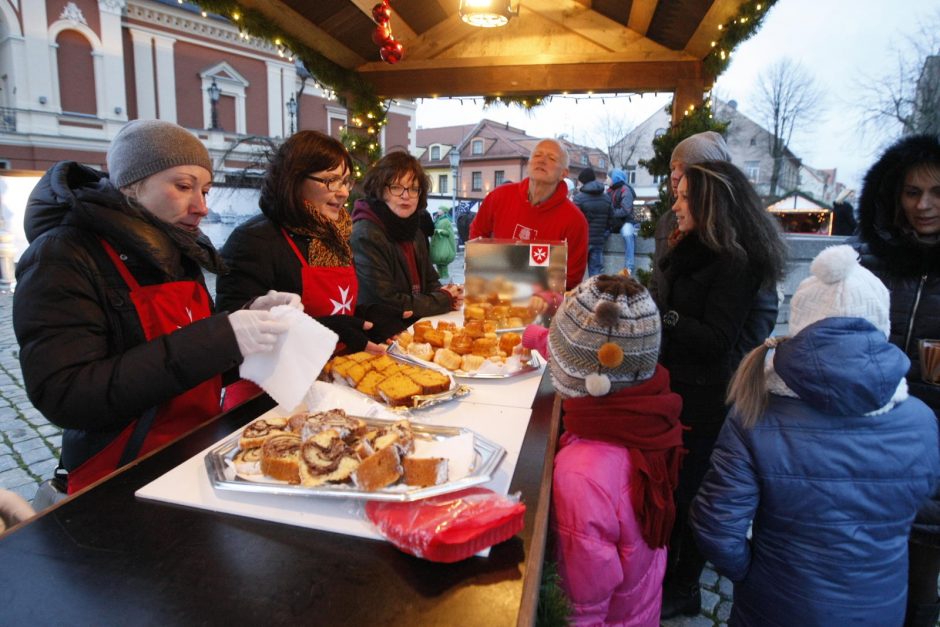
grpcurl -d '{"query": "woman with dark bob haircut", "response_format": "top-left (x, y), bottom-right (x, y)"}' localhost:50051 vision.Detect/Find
top-left (217, 131), bottom-right (406, 407)
top-left (658, 159), bottom-right (788, 618)
top-left (351, 151), bottom-right (463, 318)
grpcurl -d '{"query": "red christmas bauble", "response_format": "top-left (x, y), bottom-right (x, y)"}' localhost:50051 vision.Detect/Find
top-left (372, 23), bottom-right (392, 46)
top-left (380, 41), bottom-right (403, 64)
top-left (372, 2), bottom-right (391, 23)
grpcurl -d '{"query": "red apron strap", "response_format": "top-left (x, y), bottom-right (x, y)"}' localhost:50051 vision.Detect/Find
top-left (281, 228), bottom-right (308, 267)
top-left (99, 238), bottom-right (141, 289)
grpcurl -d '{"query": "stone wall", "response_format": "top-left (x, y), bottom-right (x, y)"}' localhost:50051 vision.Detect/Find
top-left (601, 233), bottom-right (851, 334)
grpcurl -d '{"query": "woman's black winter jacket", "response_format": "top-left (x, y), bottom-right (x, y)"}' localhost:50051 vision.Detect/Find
top-left (13, 163), bottom-right (241, 471)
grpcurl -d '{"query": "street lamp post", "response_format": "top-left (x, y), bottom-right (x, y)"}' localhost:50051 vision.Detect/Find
top-left (286, 95), bottom-right (297, 135)
top-left (449, 149), bottom-right (460, 228)
top-left (207, 78), bottom-right (221, 131)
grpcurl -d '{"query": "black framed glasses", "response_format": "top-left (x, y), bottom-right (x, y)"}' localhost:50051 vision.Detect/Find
top-left (306, 175), bottom-right (354, 192)
top-left (387, 183), bottom-right (421, 197)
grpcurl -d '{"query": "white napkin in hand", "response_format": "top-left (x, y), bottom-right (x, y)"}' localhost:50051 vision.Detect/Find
top-left (238, 305), bottom-right (338, 411)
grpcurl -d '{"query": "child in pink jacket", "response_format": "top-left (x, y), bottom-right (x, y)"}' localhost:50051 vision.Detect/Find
top-left (528, 274), bottom-right (684, 626)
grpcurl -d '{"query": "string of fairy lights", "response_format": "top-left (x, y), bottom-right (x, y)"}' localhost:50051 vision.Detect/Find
top-left (187, 0), bottom-right (777, 166)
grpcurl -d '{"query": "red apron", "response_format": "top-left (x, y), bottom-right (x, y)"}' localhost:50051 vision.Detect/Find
top-left (222, 229), bottom-right (359, 409)
top-left (67, 240), bottom-right (222, 494)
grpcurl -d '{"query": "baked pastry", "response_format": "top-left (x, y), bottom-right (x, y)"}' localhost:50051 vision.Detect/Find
top-left (348, 351), bottom-right (375, 364)
top-left (331, 357), bottom-right (357, 383)
top-left (396, 331), bottom-right (414, 349)
top-left (373, 419), bottom-right (415, 455)
top-left (405, 366), bottom-right (451, 395)
top-left (345, 362), bottom-right (371, 386)
top-left (239, 416), bottom-right (290, 449)
top-left (506, 317), bottom-right (525, 328)
top-left (412, 320), bottom-right (433, 343)
top-left (402, 457), bottom-right (448, 487)
top-left (424, 328), bottom-right (446, 348)
top-left (298, 429), bottom-right (360, 487)
top-left (377, 373), bottom-right (423, 407)
top-left (369, 354), bottom-right (397, 372)
top-left (499, 332), bottom-right (522, 354)
top-left (490, 305), bottom-right (510, 319)
top-left (472, 337), bottom-right (498, 357)
top-left (406, 342), bottom-right (434, 362)
top-left (450, 333), bottom-right (473, 355)
top-left (260, 433), bottom-right (302, 483)
top-left (464, 304), bottom-right (485, 320)
top-left (233, 446), bottom-right (263, 476)
top-left (460, 354), bottom-right (486, 372)
top-left (436, 320), bottom-right (457, 333)
top-left (356, 370), bottom-right (387, 399)
top-left (292, 409), bottom-right (366, 441)
top-left (353, 445), bottom-right (402, 491)
top-left (464, 320), bottom-right (484, 338)
top-left (433, 348), bottom-right (462, 371)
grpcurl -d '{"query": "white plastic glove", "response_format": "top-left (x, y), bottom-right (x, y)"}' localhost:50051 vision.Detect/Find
top-left (249, 290), bottom-right (303, 312)
top-left (228, 309), bottom-right (290, 357)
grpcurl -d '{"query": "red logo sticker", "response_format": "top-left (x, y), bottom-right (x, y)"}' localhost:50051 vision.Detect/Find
top-left (530, 244), bottom-right (549, 266)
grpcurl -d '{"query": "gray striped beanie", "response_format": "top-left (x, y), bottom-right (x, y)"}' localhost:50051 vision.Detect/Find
top-left (548, 274), bottom-right (661, 397)
top-left (107, 119), bottom-right (212, 188)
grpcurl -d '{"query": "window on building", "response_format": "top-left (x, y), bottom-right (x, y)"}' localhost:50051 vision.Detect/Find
top-left (653, 174), bottom-right (666, 185)
top-left (430, 145), bottom-right (440, 160)
top-left (745, 160), bottom-right (760, 182)
top-left (580, 154), bottom-right (588, 165)
top-left (599, 158), bottom-right (606, 168)
top-left (471, 139), bottom-right (484, 155)
top-left (56, 30), bottom-right (97, 116)
top-left (438, 174), bottom-right (448, 194)
top-left (494, 170), bottom-right (505, 186)
top-left (750, 137), bottom-right (756, 146)
top-left (625, 165), bottom-right (637, 185)
top-left (471, 171), bottom-right (483, 191)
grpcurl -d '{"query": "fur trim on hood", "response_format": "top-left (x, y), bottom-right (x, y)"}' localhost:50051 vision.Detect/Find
top-left (857, 134), bottom-right (940, 275)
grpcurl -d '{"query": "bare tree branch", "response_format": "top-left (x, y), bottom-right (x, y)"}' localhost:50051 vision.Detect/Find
top-left (753, 58), bottom-right (825, 197)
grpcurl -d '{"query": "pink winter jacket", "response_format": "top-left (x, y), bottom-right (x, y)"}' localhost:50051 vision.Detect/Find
top-left (553, 432), bottom-right (666, 626)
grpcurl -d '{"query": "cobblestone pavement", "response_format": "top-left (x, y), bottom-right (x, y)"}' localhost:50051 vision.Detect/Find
top-left (0, 253), bottom-right (732, 626)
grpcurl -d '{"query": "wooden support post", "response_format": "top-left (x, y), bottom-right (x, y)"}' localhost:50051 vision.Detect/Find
top-left (672, 77), bottom-right (706, 126)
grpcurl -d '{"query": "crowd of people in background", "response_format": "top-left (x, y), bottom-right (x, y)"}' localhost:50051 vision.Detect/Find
top-left (4, 115), bottom-right (939, 627)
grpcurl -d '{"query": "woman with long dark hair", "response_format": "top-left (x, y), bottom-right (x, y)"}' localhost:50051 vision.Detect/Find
top-left (658, 160), bottom-right (787, 618)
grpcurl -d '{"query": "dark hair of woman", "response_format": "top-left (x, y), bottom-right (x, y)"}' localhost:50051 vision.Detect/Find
top-left (259, 130), bottom-right (353, 229)
top-left (361, 151), bottom-right (431, 212)
top-left (683, 160), bottom-right (788, 288)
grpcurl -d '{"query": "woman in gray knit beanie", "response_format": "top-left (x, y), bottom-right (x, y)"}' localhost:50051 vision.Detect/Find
top-left (14, 119), bottom-right (301, 500)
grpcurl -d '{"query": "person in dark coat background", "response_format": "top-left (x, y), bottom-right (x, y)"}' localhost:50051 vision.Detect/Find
top-left (691, 245), bottom-right (940, 626)
top-left (852, 134), bottom-right (940, 627)
top-left (658, 160), bottom-right (788, 619)
top-left (573, 168), bottom-right (611, 276)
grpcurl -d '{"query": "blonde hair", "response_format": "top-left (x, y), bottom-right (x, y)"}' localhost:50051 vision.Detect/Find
top-left (726, 336), bottom-right (790, 428)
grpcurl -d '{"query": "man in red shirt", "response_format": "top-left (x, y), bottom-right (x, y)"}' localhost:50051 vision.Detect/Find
top-left (470, 139), bottom-right (588, 290)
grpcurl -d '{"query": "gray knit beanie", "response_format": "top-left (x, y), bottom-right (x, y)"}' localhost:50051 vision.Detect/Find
top-left (670, 131), bottom-right (731, 165)
top-left (548, 274), bottom-right (661, 397)
top-left (107, 120), bottom-right (212, 188)
top-left (578, 168), bottom-right (596, 184)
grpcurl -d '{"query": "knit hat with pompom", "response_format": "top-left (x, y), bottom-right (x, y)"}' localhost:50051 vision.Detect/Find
top-left (548, 274), bottom-right (661, 397)
top-left (788, 245), bottom-right (890, 337)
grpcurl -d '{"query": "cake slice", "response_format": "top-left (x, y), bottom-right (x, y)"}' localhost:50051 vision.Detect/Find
top-left (233, 446), bottom-right (264, 476)
top-left (356, 370), bottom-right (388, 399)
top-left (402, 456), bottom-right (449, 487)
top-left (239, 416), bottom-right (290, 449)
top-left (298, 429), bottom-right (360, 487)
top-left (353, 445), bottom-right (402, 491)
top-left (377, 373), bottom-right (422, 407)
top-left (405, 367), bottom-right (451, 395)
top-left (260, 433), bottom-right (302, 483)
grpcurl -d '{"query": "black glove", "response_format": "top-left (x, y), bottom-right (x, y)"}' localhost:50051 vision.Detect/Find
top-left (355, 303), bottom-right (412, 344)
top-left (315, 315), bottom-right (369, 353)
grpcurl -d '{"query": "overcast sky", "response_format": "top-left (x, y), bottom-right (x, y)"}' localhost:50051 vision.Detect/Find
top-left (414, 0), bottom-right (938, 193)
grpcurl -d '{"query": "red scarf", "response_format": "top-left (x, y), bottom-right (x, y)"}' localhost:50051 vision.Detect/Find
top-left (561, 365), bottom-right (685, 549)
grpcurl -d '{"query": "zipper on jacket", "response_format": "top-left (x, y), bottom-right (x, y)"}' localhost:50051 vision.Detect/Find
top-left (904, 274), bottom-right (927, 353)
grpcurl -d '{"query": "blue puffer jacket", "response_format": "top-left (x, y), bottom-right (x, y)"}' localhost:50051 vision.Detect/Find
top-left (690, 318), bottom-right (940, 626)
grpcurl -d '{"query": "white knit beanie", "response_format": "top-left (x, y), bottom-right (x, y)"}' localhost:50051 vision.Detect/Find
top-left (107, 119), bottom-right (212, 188)
top-left (548, 274), bottom-right (661, 397)
top-left (788, 245), bottom-right (890, 337)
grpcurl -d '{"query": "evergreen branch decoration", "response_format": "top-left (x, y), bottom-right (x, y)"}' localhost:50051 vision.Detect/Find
top-left (703, 0), bottom-right (778, 77)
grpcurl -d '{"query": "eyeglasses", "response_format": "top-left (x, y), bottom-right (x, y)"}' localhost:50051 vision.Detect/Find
top-left (387, 183), bottom-right (422, 197)
top-left (306, 175), bottom-right (354, 192)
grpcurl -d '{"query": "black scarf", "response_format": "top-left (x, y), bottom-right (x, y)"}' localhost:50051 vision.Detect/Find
top-left (364, 197), bottom-right (421, 242)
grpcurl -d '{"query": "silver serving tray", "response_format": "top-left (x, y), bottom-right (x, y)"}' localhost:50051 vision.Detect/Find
top-left (204, 418), bottom-right (505, 502)
top-left (387, 342), bottom-right (545, 379)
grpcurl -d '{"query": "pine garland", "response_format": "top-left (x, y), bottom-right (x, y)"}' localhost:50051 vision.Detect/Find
top-left (703, 0), bottom-right (778, 77)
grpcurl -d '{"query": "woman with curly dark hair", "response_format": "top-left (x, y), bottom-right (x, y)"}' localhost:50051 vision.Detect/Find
top-left (217, 131), bottom-right (404, 408)
top-left (351, 151), bottom-right (463, 318)
top-left (852, 134), bottom-right (940, 627)
top-left (658, 160), bottom-right (788, 618)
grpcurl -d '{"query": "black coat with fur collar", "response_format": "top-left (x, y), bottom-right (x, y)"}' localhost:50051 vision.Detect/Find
top-left (852, 135), bottom-right (940, 535)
